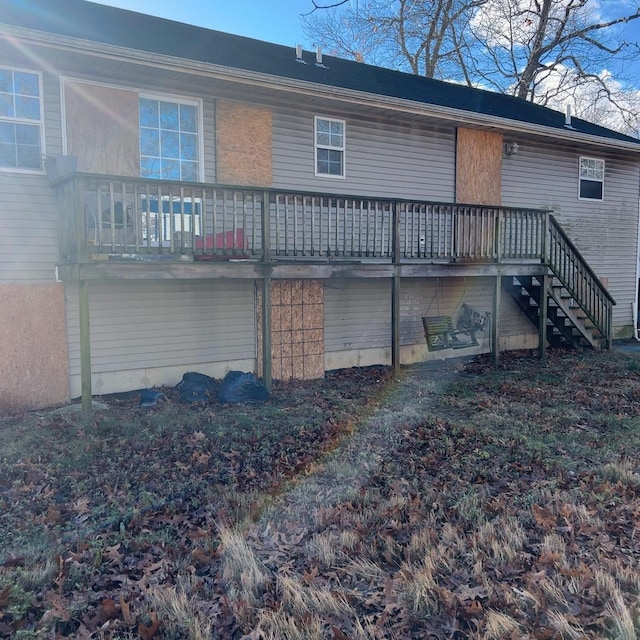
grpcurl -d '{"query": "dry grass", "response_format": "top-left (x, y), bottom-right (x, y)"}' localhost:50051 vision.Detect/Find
top-left (1, 350), bottom-right (640, 638)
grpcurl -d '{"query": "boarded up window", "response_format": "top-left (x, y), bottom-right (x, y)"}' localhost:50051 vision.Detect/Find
top-left (216, 100), bottom-right (272, 186)
top-left (63, 80), bottom-right (139, 176)
top-left (455, 129), bottom-right (503, 259)
top-left (456, 128), bottom-right (503, 205)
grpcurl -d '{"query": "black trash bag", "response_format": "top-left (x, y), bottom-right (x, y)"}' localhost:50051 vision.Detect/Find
top-left (175, 371), bottom-right (216, 404)
top-left (139, 389), bottom-right (166, 408)
top-left (217, 371), bottom-right (269, 404)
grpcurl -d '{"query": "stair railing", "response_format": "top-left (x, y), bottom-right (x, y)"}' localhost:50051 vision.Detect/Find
top-left (546, 214), bottom-right (616, 348)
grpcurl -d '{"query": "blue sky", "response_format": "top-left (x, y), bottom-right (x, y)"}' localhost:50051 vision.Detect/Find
top-left (91, 0), bottom-right (640, 82)
top-left (91, 0), bottom-right (314, 47)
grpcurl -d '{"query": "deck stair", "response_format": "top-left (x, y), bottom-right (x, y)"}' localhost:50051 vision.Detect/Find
top-left (502, 215), bottom-right (615, 351)
top-left (502, 275), bottom-right (604, 349)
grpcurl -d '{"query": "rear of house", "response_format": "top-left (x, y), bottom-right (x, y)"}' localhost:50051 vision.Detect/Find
top-left (1, 0), bottom-right (639, 412)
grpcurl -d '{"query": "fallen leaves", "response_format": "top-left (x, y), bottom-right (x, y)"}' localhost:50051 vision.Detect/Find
top-left (1, 354), bottom-right (640, 638)
top-left (138, 612), bottom-right (160, 639)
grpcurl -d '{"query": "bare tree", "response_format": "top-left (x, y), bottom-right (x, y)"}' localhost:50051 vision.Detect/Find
top-left (302, 0), bottom-right (487, 79)
top-left (303, 0), bottom-right (640, 135)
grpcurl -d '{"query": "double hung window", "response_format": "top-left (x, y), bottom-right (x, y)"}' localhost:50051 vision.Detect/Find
top-left (139, 96), bottom-right (200, 181)
top-left (0, 68), bottom-right (42, 170)
top-left (315, 116), bottom-right (345, 177)
top-left (579, 157), bottom-right (604, 200)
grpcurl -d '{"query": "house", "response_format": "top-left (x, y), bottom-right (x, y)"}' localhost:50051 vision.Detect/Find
top-left (0, 0), bottom-right (638, 413)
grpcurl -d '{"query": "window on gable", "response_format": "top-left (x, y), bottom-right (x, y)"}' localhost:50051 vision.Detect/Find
top-left (315, 116), bottom-right (345, 177)
top-left (0, 68), bottom-right (43, 171)
top-left (139, 96), bottom-right (200, 181)
top-left (579, 156), bottom-right (604, 200)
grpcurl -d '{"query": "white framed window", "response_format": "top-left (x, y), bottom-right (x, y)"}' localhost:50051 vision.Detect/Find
top-left (315, 116), bottom-right (345, 178)
top-left (0, 67), bottom-right (43, 171)
top-left (579, 156), bottom-right (604, 200)
top-left (139, 95), bottom-right (200, 181)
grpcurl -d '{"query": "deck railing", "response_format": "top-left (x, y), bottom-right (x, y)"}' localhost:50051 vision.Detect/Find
top-left (55, 174), bottom-right (551, 264)
top-left (547, 214), bottom-right (615, 347)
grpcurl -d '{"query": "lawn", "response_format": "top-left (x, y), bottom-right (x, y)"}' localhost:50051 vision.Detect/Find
top-left (1, 348), bottom-right (639, 639)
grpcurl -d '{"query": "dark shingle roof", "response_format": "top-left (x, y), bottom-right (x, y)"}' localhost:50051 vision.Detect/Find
top-left (1, 0), bottom-right (638, 145)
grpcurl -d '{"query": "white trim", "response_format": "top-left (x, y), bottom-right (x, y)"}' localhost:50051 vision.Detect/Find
top-left (314, 115), bottom-right (346, 178)
top-left (139, 92), bottom-right (204, 182)
top-left (577, 156), bottom-right (605, 201)
top-left (0, 64), bottom-right (45, 173)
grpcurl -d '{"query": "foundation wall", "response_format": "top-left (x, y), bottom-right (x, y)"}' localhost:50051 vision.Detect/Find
top-left (0, 284), bottom-right (70, 413)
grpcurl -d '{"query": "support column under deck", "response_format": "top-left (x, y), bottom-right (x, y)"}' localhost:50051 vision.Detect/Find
top-left (492, 275), bottom-right (501, 364)
top-left (392, 273), bottom-right (401, 378)
top-left (538, 274), bottom-right (548, 359)
top-left (79, 278), bottom-right (92, 413)
top-left (261, 275), bottom-right (272, 392)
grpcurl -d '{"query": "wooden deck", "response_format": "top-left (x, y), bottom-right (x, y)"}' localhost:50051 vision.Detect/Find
top-left (52, 173), bottom-right (615, 411)
top-left (55, 173), bottom-right (550, 276)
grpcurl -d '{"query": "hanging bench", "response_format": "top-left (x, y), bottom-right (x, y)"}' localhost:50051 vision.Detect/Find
top-left (422, 315), bottom-right (479, 352)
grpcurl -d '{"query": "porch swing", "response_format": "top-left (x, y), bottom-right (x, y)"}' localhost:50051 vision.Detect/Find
top-left (422, 283), bottom-right (490, 352)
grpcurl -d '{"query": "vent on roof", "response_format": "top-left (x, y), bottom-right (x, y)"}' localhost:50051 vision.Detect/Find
top-left (295, 44), bottom-right (307, 64)
top-left (315, 46), bottom-right (328, 68)
top-left (564, 104), bottom-right (575, 130)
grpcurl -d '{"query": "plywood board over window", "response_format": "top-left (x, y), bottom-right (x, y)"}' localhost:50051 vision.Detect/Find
top-left (63, 80), bottom-right (139, 176)
top-left (216, 99), bottom-right (273, 186)
top-left (456, 128), bottom-right (503, 205)
top-left (455, 128), bottom-right (503, 259)
top-left (0, 284), bottom-right (69, 412)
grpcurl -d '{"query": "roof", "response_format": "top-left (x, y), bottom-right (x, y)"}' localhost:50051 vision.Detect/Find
top-left (1, 0), bottom-right (639, 146)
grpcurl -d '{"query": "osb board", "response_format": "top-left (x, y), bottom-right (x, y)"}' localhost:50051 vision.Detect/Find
top-left (216, 100), bottom-right (273, 186)
top-left (257, 280), bottom-right (324, 381)
top-left (0, 284), bottom-right (69, 413)
top-left (64, 80), bottom-right (139, 176)
top-left (456, 128), bottom-right (503, 205)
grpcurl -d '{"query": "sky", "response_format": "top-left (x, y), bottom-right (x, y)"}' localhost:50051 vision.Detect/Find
top-left (91, 0), bottom-right (315, 48)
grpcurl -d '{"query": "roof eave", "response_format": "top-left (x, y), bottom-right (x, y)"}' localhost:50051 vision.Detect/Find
top-left (3, 23), bottom-right (640, 153)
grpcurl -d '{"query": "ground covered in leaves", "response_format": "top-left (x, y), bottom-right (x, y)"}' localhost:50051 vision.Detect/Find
top-left (1, 348), bottom-right (640, 639)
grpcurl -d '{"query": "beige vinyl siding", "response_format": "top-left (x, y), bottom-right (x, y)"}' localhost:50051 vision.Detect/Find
top-left (502, 139), bottom-right (640, 331)
top-left (65, 279), bottom-right (256, 379)
top-left (324, 279), bottom-right (392, 352)
top-left (0, 71), bottom-right (61, 283)
top-left (272, 109), bottom-right (455, 200)
top-left (325, 277), bottom-right (535, 356)
top-left (0, 175), bottom-right (59, 282)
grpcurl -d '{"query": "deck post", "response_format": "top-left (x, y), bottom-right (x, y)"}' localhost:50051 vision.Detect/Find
top-left (538, 274), bottom-right (548, 359)
top-left (79, 278), bottom-right (92, 413)
top-left (261, 191), bottom-right (272, 390)
top-left (261, 274), bottom-right (272, 391)
top-left (391, 202), bottom-right (401, 378)
top-left (491, 274), bottom-right (501, 364)
top-left (392, 274), bottom-right (401, 377)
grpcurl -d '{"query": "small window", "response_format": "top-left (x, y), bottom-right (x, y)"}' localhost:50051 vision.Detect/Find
top-left (315, 116), bottom-right (345, 177)
top-left (139, 96), bottom-right (200, 181)
top-left (0, 67), bottom-right (43, 171)
top-left (579, 157), bottom-right (604, 200)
